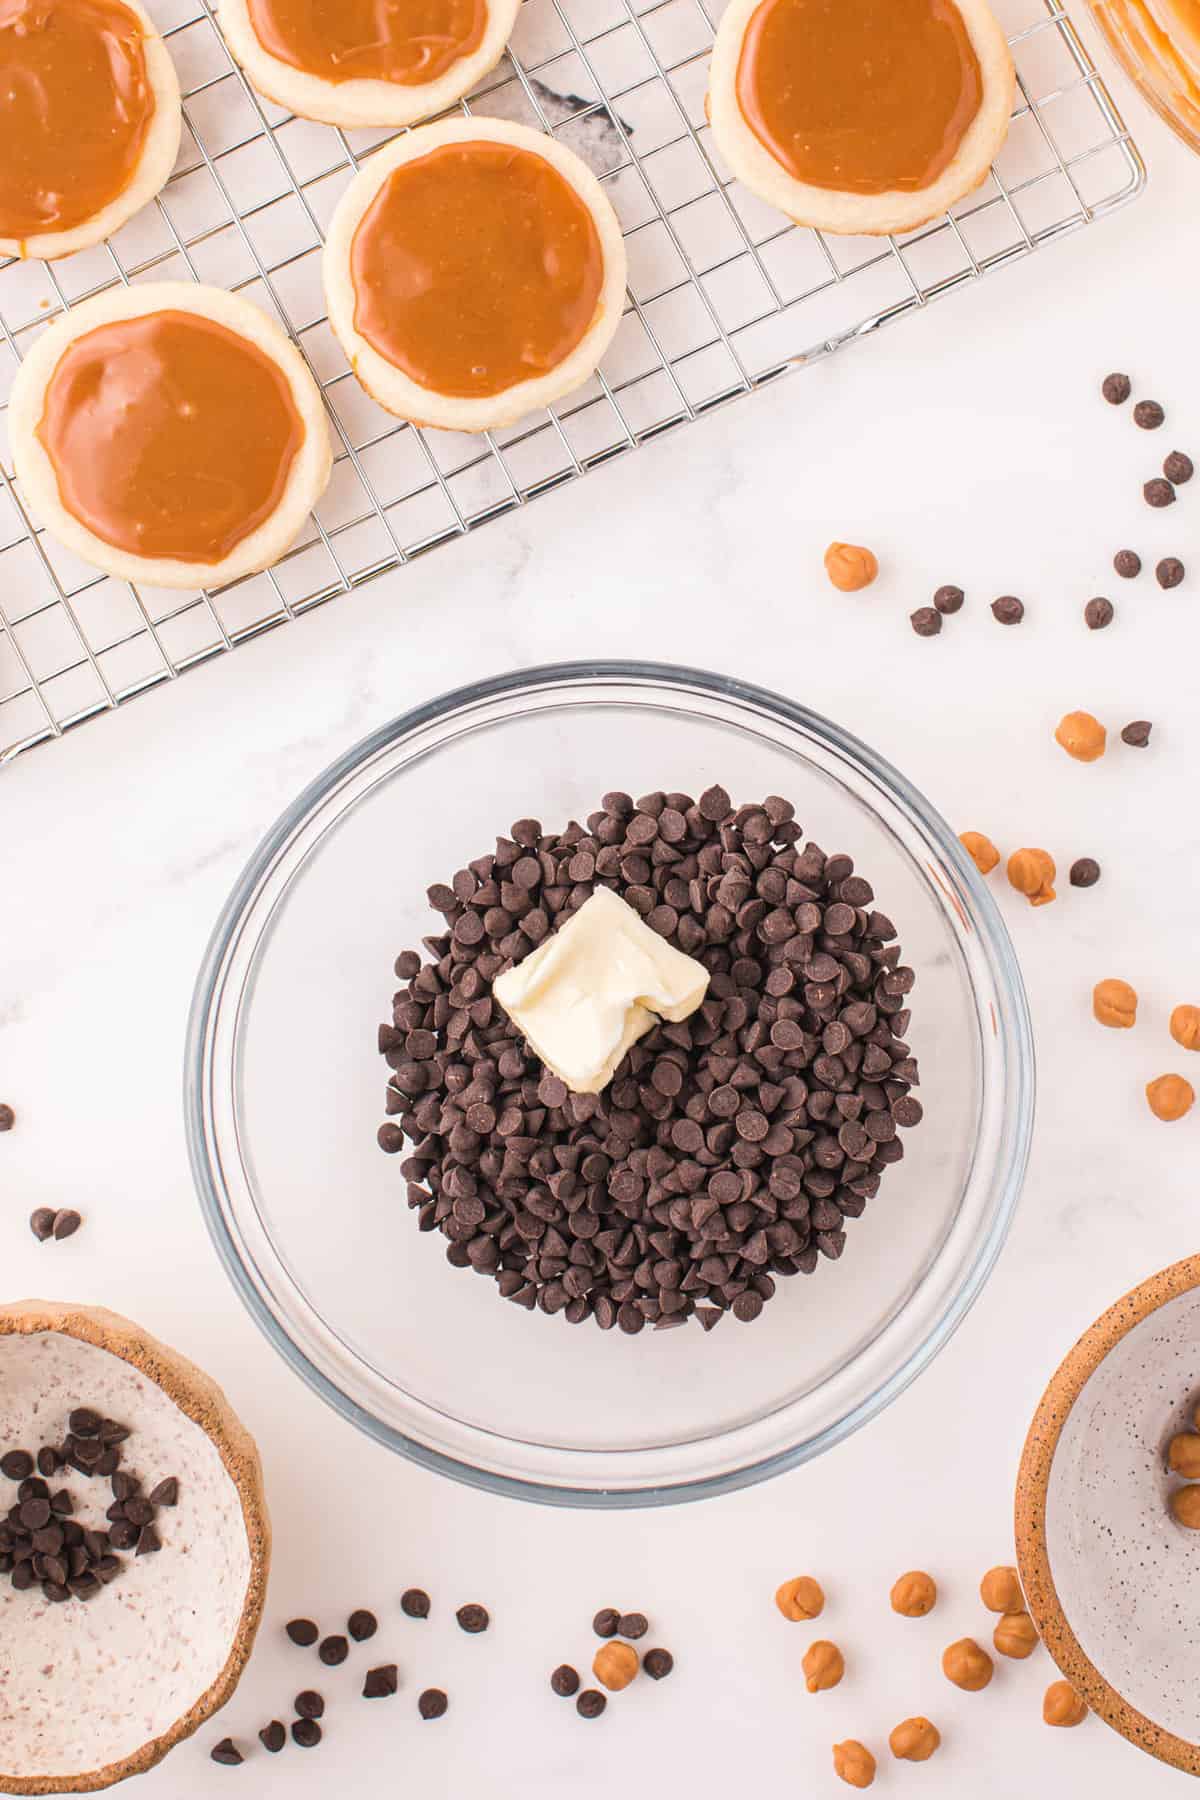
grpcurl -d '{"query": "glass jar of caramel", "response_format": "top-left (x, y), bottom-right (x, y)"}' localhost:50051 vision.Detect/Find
top-left (1089, 0), bottom-right (1200, 153)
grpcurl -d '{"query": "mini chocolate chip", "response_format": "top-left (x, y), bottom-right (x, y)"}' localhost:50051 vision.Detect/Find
top-left (419, 1687), bottom-right (449, 1720)
top-left (210, 1739), bottom-right (243, 1766)
top-left (401, 1587), bottom-right (431, 1619)
top-left (1144, 477), bottom-right (1176, 508)
top-left (1134, 399), bottom-right (1165, 429)
top-left (1101, 372), bottom-right (1131, 404)
top-left (291, 1718), bottom-right (322, 1748)
top-left (909, 606), bottom-right (941, 638)
top-left (348, 1608), bottom-right (378, 1642)
top-left (456, 1603), bottom-right (489, 1634)
top-left (593, 1607), bottom-right (620, 1638)
top-left (147, 1478), bottom-right (178, 1507)
top-left (618, 1611), bottom-right (649, 1639)
top-left (52, 1209), bottom-right (81, 1241)
top-left (287, 1620), bottom-right (319, 1649)
top-left (295, 1690), bottom-right (324, 1720)
top-left (551, 1664), bottom-right (580, 1696)
top-left (0, 1103), bottom-right (13, 1131)
top-left (1083, 597), bottom-right (1113, 630)
top-left (933, 585), bottom-right (964, 614)
top-left (1069, 857), bottom-right (1101, 888)
top-left (643, 1647), bottom-right (675, 1680)
top-left (318, 1634), bottom-right (348, 1666)
top-left (29, 1209), bottom-right (56, 1242)
top-left (1164, 450), bottom-right (1193, 485)
top-left (1121, 719), bottom-right (1152, 747)
top-left (1157, 556), bottom-right (1185, 589)
top-left (259, 1721), bottom-right (286, 1754)
top-left (1113, 549), bottom-right (1141, 578)
top-left (0, 1451), bottom-right (33, 1482)
top-left (576, 1689), bottom-right (607, 1719)
top-left (991, 595), bottom-right (1024, 625)
top-left (363, 1664), bottom-right (399, 1699)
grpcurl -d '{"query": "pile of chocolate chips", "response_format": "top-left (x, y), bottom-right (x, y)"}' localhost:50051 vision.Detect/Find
top-left (0, 1410), bottom-right (177, 1603)
top-left (378, 786), bottom-right (922, 1334)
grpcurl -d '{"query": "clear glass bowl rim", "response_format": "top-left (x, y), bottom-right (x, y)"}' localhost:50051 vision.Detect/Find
top-left (185, 659), bottom-right (1035, 1508)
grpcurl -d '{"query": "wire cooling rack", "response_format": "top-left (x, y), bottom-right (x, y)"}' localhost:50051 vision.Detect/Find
top-left (0, 0), bottom-right (1144, 763)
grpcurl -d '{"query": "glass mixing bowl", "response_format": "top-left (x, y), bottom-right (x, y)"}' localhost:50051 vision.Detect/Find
top-left (186, 662), bottom-right (1033, 1507)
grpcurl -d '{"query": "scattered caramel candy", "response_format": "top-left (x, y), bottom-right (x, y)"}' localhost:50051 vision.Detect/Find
top-left (1167, 1432), bottom-right (1200, 1478)
top-left (979, 1565), bottom-right (1023, 1613)
top-left (1007, 848), bottom-right (1056, 907)
top-left (832, 1740), bottom-right (876, 1789)
top-left (1147, 1073), bottom-right (1195, 1122)
top-left (592, 1641), bottom-right (639, 1692)
top-left (993, 1610), bottom-right (1038, 1659)
top-left (1092, 978), bottom-right (1137, 1029)
top-left (942, 1637), bottom-right (993, 1691)
top-left (1043, 1680), bottom-right (1087, 1727)
top-left (959, 831), bottom-right (1000, 876)
top-left (775, 1575), bottom-right (824, 1621)
top-left (889, 1717), bottom-right (941, 1762)
top-left (1170, 1004), bottom-right (1200, 1051)
top-left (803, 1640), bottom-right (845, 1693)
top-left (1054, 710), bottom-right (1107, 763)
top-left (1171, 1485), bottom-right (1200, 1528)
top-left (890, 1570), bottom-right (937, 1618)
top-left (824, 542), bottom-right (879, 592)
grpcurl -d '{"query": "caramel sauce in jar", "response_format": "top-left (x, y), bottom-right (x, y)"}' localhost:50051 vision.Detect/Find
top-left (245, 0), bottom-right (487, 86)
top-left (1090, 0), bottom-right (1200, 153)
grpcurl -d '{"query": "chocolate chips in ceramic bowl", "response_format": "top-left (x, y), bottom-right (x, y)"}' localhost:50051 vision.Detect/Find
top-left (378, 788), bottom-right (923, 1335)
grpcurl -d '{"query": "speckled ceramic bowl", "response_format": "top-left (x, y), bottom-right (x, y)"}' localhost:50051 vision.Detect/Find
top-left (1016, 1254), bottom-right (1200, 1774)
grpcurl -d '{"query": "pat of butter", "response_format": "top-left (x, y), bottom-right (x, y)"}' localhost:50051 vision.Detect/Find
top-left (493, 885), bottom-right (710, 1095)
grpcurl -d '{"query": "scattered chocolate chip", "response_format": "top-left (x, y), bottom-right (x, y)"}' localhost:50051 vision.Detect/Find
top-left (401, 1587), bottom-right (431, 1619)
top-left (210, 1739), bottom-right (243, 1766)
top-left (419, 1687), bottom-right (448, 1720)
top-left (593, 1608), bottom-right (620, 1638)
top-left (1083, 597), bottom-right (1113, 630)
top-left (52, 1210), bottom-right (81, 1241)
top-left (147, 1478), bottom-right (178, 1507)
top-left (36, 1448), bottom-right (59, 1478)
top-left (259, 1721), bottom-right (286, 1753)
top-left (618, 1611), bottom-right (649, 1639)
top-left (551, 1664), bottom-right (580, 1696)
top-left (1164, 450), bottom-right (1193, 485)
top-left (348, 1608), bottom-right (377, 1642)
top-left (318, 1634), bottom-right (349, 1666)
top-left (1113, 549), bottom-right (1141, 578)
top-left (933, 585), bottom-right (964, 614)
top-left (1144, 477), bottom-right (1176, 508)
top-left (643, 1647), bottom-right (675, 1680)
top-left (377, 1122), bottom-right (405, 1154)
top-left (291, 1718), bottom-right (322, 1748)
top-left (135, 1525), bottom-right (161, 1556)
top-left (29, 1209), bottom-right (56, 1243)
top-left (363, 1664), bottom-right (399, 1699)
top-left (576, 1689), bottom-right (607, 1719)
top-left (991, 595), bottom-right (1024, 625)
top-left (1134, 399), bottom-right (1165, 429)
top-left (1157, 556), bottom-right (1185, 589)
top-left (68, 1410), bottom-right (101, 1439)
top-left (294, 1690), bottom-right (324, 1719)
top-left (0, 1451), bottom-right (33, 1482)
top-left (0, 1104), bottom-right (14, 1131)
top-left (1101, 372), bottom-right (1131, 404)
top-left (909, 606), bottom-right (941, 637)
top-left (1069, 858), bottom-right (1101, 888)
top-left (456, 1603), bottom-right (489, 1634)
top-left (1121, 719), bottom-right (1152, 747)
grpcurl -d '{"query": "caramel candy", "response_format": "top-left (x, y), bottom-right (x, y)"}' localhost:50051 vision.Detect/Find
top-left (1171, 1486), bottom-right (1200, 1529)
top-left (960, 832), bottom-right (1000, 876)
top-left (824, 542), bottom-right (879, 591)
top-left (592, 1641), bottom-right (639, 1692)
top-left (832, 1740), bottom-right (876, 1789)
top-left (1147, 1074), bottom-right (1195, 1122)
top-left (1166, 1432), bottom-right (1200, 1479)
top-left (979, 1565), bottom-right (1023, 1613)
top-left (993, 1610), bottom-right (1038, 1659)
top-left (942, 1636), bottom-right (993, 1691)
top-left (890, 1570), bottom-right (937, 1618)
top-left (1092, 978), bottom-right (1137, 1030)
top-left (889, 1716), bottom-right (941, 1762)
top-left (1054, 710), bottom-right (1107, 763)
top-left (1043, 1680), bottom-right (1087, 1727)
top-left (1007, 848), bottom-right (1056, 907)
top-left (775, 1576), bottom-right (824, 1621)
top-left (803, 1640), bottom-right (845, 1693)
top-left (1170, 1004), bottom-right (1200, 1051)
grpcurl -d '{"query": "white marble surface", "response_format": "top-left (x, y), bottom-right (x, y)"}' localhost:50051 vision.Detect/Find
top-left (4, 48), bottom-right (1200, 1799)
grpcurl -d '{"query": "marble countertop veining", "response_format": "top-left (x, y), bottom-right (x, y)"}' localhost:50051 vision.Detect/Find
top-left (3, 62), bottom-right (1200, 1800)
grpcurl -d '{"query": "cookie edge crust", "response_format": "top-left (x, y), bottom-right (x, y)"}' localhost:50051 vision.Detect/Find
top-left (9, 281), bottom-right (333, 590)
top-left (708, 0), bottom-right (1015, 236)
top-left (218, 0), bottom-right (521, 127)
top-left (322, 116), bottom-right (629, 433)
top-left (0, 0), bottom-right (182, 263)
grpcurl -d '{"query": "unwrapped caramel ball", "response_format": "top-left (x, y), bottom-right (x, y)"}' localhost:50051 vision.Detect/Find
top-left (1167, 1432), bottom-right (1200, 1478)
top-left (833, 1740), bottom-right (876, 1789)
top-left (775, 1576), bottom-right (824, 1621)
top-left (889, 1717), bottom-right (941, 1762)
top-left (1170, 1004), bottom-right (1200, 1051)
top-left (592, 1641), bottom-right (639, 1692)
top-left (1043, 1680), bottom-right (1087, 1727)
top-left (1007, 848), bottom-right (1056, 907)
top-left (803, 1640), bottom-right (845, 1693)
top-left (1054, 710), bottom-right (1107, 763)
top-left (1170, 1485), bottom-right (1200, 1529)
top-left (1092, 978), bottom-right (1137, 1029)
top-left (980, 1565), bottom-right (1023, 1614)
top-left (960, 831), bottom-right (1000, 876)
top-left (890, 1570), bottom-right (937, 1618)
top-left (942, 1637), bottom-right (993, 1691)
top-left (994, 1611), bottom-right (1038, 1659)
top-left (1147, 1073), bottom-right (1195, 1122)
top-left (824, 542), bottom-right (879, 592)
